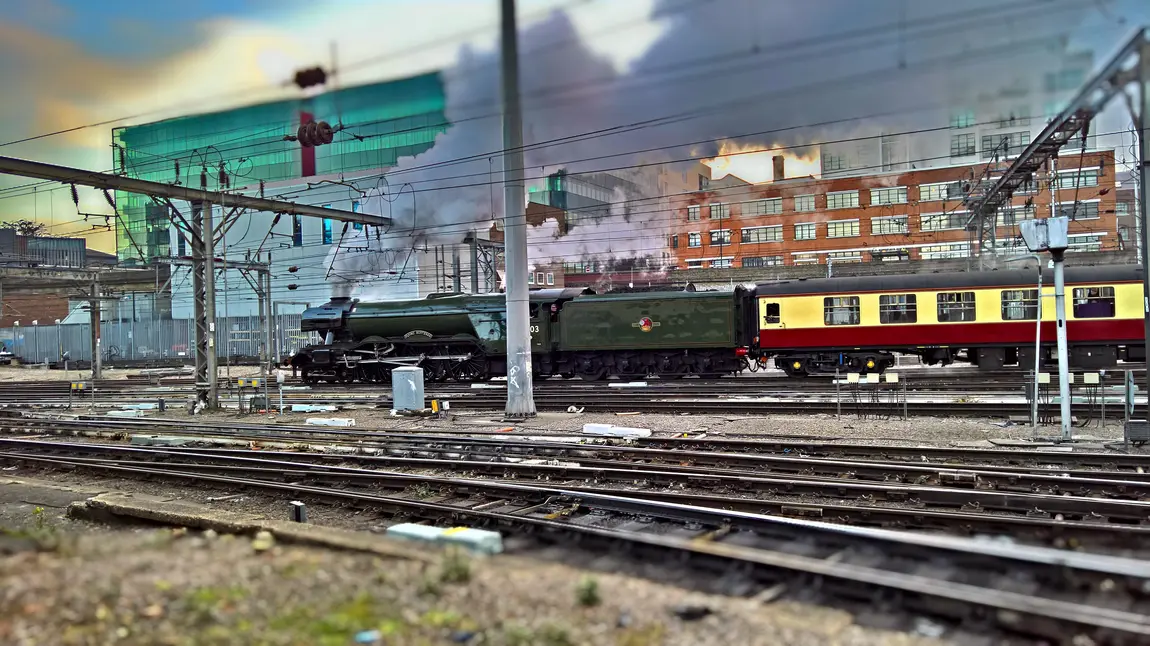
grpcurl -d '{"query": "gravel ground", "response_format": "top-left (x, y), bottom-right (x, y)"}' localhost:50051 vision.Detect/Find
top-left (0, 483), bottom-right (945, 646)
top-left (133, 405), bottom-right (1127, 447)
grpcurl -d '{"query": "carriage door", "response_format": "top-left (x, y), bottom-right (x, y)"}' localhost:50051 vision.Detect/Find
top-left (759, 299), bottom-right (784, 330)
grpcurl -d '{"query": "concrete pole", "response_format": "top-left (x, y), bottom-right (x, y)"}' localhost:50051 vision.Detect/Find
top-left (264, 263), bottom-right (275, 373)
top-left (1139, 40), bottom-right (1150, 420)
top-left (470, 236), bottom-right (480, 294)
top-left (1033, 265), bottom-right (1043, 435)
top-left (90, 278), bottom-right (102, 380)
top-left (499, 0), bottom-right (535, 418)
top-left (1052, 250), bottom-right (1072, 440)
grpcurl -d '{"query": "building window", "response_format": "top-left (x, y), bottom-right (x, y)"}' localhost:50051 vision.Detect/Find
top-left (351, 200), bottom-right (363, 230)
top-left (1117, 202), bottom-right (1130, 217)
top-left (872, 248), bottom-right (910, 262)
top-left (710, 203), bottom-right (730, 219)
top-left (688, 232), bottom-right (702, 248)
top-left (871, 216), bottom-right (909, 235)
top-left (823, 296), bottom-right (860, 326)
top-left (996, 110), bottom-right (1030, 129)
top-left (982, 131), bottom-right (1030, 159)
top-left (1073, 287), bottom-right (1115, 318)
top-left (1055, 201), bottom-right (1100, 220)
top-left (711, 258), bottom-right (733, 269)
top-left (950, 110), bottom-right (975, 128)
top-left (950, 133), bottom-right (976, 157)
top-left (826, 251), bottom-right (862, 263)
top-left (1054, 169), bottom-right (1100, 189)
top-left (1046, 69), bottom-right (1085, 93)
top-left (937, 292), bottom-right (976, 322)
top-left (827, 219), bottom-right (860, 238)
top-left (176, 231), bottom-right (186, 257)
top-left (699, 175), bottom-right (710, 191)
top-left (822, 154), bottom-right (846, 172)
top-left (742, 255), bottom-right (783, 268)
top-left (1068, 234), bottom-right (1103, 252)
top-left (322, 218), bottom-right (333, 245)
top-left (870, 187), bottom-right (908, 205)
top-left (742, 198), bottom-right (782, 217)
top-left (794, 222), bottom-right (817, 240)
top-left (921, 211), bottom-right (969, 232)
top-left (527, 273), bottom-right (535, 285)
top-left (687, 205), bottom-right (701, 221)
top-left (292, 215), bottom-right (303, 247)
top-left (741, 225), bottom-right (782, 244)
top-left (920, 243), bottom-right (969, 259)
top-left (919, 182), bottom-right (962, 202)
top-left (1001, 289), bottom-right (1038, 321)
top-left (794, 195), bottom-right (815, 212)
top-left (686, 259), bottom-right (705, 269)
top-left (826, 190), bottom-right (859, 210)
top-left (997, 205), bottom-right (1036, 228)
top-left (879, 294), bottom-right (917, 324)
top-left (794, 253), bottom-right (819, 264)
top-left (545, 272), bottom-right (555, 286)
top-left (710, 229), bottom-right (731, 245)
top-left (670, 234), bottom-right (679, 249)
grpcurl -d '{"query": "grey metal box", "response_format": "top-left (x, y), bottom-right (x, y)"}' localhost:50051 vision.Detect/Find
top-left (392, 367), bottom-right (425, 411)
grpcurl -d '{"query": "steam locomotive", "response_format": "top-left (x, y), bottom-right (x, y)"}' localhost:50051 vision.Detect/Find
top-left (288, 265), bottom-right (1146, 382)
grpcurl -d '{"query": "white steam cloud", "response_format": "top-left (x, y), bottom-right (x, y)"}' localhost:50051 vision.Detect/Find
top-left (329, 0), bottom-right (1096, 299)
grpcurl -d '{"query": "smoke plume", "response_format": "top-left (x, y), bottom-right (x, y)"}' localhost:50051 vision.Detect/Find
top-left (329, 0), bottom-right (1095, 298)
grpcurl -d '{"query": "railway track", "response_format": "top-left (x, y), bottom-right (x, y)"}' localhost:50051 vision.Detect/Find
top-left (4, 440), bottom-right (1150, 642)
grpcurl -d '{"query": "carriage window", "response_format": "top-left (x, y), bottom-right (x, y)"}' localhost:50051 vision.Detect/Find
top-left (879, 294), bottom-right (917, 324)
top-left (1073, 286), bottom-right (1115, 318)
top-left (937, 292), bottom-right (976, 322)
top-left (823, 296), bottom-right (860, 326)
top-left (1001, 289), bottom-right (1038, 321)
top-left (764, 302), bottom-right (780, 324)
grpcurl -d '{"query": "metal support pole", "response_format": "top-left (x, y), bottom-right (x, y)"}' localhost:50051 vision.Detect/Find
top-left (1138, 40), bottom-right (1150, 421)
top-left (192, 200), bottom-right (219, 409)
top-left (500, 0), bottom-right (535, 418)
top-left (1053, 250), bottom-right (1072, 440)
top-left (1033, 263), bottom-right (1044, 435)
top-left (90, 278), bottom-right (102, 380)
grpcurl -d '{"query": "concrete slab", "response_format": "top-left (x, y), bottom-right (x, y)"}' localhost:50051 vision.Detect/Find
top-left (129, 435), bottom-right (189, 447)
top-left (0, 477), bottom-right (106, 528)
top-left (949, 440), bottom-right (997, 449)
top-left (68, 491), bottom-right (435, 562)
top-left (987, 439), bottom-right (1059, 447)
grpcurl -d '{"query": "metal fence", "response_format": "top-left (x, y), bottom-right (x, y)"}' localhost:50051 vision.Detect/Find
top-left (0, 314), bottom-right (311, 364)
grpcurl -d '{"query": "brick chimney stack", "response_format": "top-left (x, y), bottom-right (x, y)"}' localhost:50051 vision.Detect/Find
top-left (772, 155), bottom-right (785, 181)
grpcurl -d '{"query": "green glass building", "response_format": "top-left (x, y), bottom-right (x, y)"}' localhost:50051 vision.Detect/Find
top-left (112, 72), bottom-right (448, 263)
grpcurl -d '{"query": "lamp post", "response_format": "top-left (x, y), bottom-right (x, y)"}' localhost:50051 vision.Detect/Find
top-left (1019, 217), bottom-right (1072, 441)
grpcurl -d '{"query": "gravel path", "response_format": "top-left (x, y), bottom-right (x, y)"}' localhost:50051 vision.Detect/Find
top-left (0, 489), bottom-right (945, 646)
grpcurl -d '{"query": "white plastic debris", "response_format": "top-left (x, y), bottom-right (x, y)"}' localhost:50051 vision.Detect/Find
top-left (119, 403), bottom-right (158, 410)
top-left (291, 404), bottom-right (337, 413)
top-left (385, 523), bottom-right (503, 555)
top-left (582, 423), bottom-right (651, 438)
top-left (305, 417), bottom-right (356, 427)
top-left (608, 381), bottom-right (648, 388)
top-left (106, 410), bottom-right (145, 418)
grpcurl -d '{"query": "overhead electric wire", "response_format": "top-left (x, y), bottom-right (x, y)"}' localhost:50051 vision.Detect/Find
top-left (0, 0), bottom-right (1086, 202)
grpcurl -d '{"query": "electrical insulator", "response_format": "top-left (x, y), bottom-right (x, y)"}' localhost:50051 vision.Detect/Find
top-left (287, 284), bottom-right (299, 291)
top-left (297, 121), bottom-right (335, 148)
top-left (288, 266), bottom-right (299, 273)
top-left (293, 67), bottom-right (327, 89)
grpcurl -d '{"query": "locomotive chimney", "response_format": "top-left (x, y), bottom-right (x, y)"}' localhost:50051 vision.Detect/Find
top-left (772, 155), bottom-right (785, 181)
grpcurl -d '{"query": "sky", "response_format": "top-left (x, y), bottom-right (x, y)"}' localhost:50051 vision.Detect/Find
top-left (0, 0), bottom-right (1147, 253)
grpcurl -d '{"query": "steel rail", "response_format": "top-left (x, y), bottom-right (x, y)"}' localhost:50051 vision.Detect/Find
top-left (9, 450), bottom-right (1150, 641)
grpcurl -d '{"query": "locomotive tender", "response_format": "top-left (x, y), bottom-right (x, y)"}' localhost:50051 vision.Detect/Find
top-left (291, 265), bottom-right (1145, 382)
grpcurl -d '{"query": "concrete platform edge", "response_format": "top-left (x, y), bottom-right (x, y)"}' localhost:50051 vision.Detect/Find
top-left (67, 492), bottom-right (435, 563)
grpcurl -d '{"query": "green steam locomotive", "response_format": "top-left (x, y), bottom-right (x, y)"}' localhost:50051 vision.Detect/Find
top-left (290, 287), bottom-right (755, 383)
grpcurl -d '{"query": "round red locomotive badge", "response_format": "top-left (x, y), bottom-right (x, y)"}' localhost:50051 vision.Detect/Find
top-left (637, 317), bottom-right (654, 332)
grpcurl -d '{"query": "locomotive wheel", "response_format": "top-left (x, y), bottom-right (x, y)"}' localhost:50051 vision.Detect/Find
top-left (577, 364), bottom-right (608, 381)
top-left (450, 349), bottom-right (488, 382)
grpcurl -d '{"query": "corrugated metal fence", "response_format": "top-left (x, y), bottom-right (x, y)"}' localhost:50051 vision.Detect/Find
top-left (0, 314), bottom-right (311, 363)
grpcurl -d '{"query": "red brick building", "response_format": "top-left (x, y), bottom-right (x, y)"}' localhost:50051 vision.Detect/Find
top-left (669, 151), bottom-right (1119, 268)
